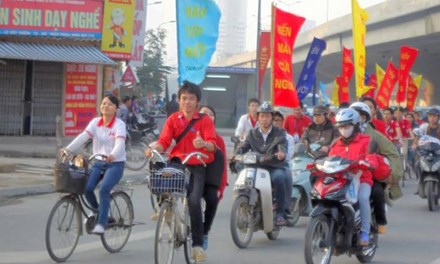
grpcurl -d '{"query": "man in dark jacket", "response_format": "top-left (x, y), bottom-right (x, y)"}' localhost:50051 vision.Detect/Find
top-left (301, 105), bottom-right (338, 157)
top-left (165, 93), bottom-right (179, 117)
top-left (236, 102), bottom-right (289, 225)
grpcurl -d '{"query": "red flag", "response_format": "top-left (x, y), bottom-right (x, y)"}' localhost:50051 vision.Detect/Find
top-left (375, 61), bottom-right (398, 109)
top-left (406, 75), bottom-right (422, 111)
top-left (337, 76), bottom-right (350, 103)
top-left (363, 73), bottom-right (377, 98)
top-left (271, 5), bottom-right (305, 108)
top-left (396, 46), bottom-right (418, 103)
top-left (258, 31), bottom-right (271, 100)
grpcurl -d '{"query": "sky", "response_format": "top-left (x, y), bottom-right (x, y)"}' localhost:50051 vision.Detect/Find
top-left (145, 0), bottom-right (385, 68)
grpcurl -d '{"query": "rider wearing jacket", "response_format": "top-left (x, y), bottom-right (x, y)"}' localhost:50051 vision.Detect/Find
top-left (329, 108), bottom-right (373, 246)
top-left (236, 102), bottom-right (289, 226)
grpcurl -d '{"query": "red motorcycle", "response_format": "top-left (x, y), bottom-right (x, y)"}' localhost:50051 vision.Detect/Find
top-left (303, 156), bottom-right (378, 264)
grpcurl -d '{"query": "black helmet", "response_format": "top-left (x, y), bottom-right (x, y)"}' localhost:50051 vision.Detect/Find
top-left (257, 101), bottom-right (274, 114)
top-left (427, 108), bottom-right (440, 116)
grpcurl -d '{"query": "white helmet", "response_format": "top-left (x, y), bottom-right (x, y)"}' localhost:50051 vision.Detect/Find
top-left (335, 108), bottom-right (360, 127)
top-left (350, 102), bottom-right (372, 122)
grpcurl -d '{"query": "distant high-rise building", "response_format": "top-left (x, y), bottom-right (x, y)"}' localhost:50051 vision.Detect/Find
top-left (215, 0), bottom-right (248, 61)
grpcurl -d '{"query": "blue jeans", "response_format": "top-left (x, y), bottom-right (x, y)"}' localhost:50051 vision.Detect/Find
top-left (85, 161), bottom-right (125, 227)
top-left (359, 183), bottom-right (372, 234)
top-left (267, 167), bottom-right (286, 216)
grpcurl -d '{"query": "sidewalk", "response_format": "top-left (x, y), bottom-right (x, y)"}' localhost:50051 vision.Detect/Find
top-left (0, 128), bottom-right (235, 200)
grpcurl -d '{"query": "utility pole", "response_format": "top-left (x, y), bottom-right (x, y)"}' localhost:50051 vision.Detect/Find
top-left (256, 0), bottom-right (262, 100)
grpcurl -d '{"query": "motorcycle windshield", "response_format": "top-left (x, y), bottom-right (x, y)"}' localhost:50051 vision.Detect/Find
top-left (315, 159), bottom-right (350, 174)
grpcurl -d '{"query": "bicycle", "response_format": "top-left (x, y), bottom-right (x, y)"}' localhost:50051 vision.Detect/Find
top-left (148, 150), bottom-right (208, 264)
top-left (45, 153), bottom-right (134, 263)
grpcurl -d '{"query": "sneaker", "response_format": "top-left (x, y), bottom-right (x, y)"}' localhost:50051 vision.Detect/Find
top-left (192, 246), bottom-right (207, 262)
top-left (377, 225), bottom-right (388, 234)
top-left (275, 215), bottom-right (287, 226)
top-left (91, 224), bottom-right (105, 235)
top-left (359, 231), bottom-right (369, 246)
top-left (202, 235), bottom-right (208, 250)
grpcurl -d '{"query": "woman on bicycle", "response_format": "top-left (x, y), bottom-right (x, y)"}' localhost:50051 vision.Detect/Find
top-left (329, 108), bottom-right (373, 246)
top-left (65, 95), bottom-right (126, 234)
top-left (198, 105), bottom-right (228, 251)
top-left (145, 81), bottom-right (217, 262)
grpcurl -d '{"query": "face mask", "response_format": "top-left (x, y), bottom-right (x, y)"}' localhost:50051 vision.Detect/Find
top-left (339, 126), bottom-right (354, 138)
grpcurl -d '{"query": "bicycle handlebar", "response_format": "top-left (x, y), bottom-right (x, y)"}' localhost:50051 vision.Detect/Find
top-left (182, 152), bottom-right (209, 166)
top-left (88, 153), bottom-right (108, 161)
top-left (150, 149), bottom-right (166, 163)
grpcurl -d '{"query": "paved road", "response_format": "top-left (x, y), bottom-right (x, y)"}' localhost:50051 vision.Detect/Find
top-left (0, 177), bottom-right (439, 264)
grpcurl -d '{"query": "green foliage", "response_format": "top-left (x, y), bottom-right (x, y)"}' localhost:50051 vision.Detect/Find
top-left (137, 28), bottom-right (174, 96)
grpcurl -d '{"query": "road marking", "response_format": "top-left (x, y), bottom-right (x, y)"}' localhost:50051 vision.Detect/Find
top-left (0, 229), bottom-right (155, 263)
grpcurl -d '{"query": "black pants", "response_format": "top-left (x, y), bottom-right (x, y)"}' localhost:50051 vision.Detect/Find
top-left (371, 181), bottom-right (387, 225)
top-left (203, 185), bottom-right (219, 235)
top-left (187, 165), bottom-right (206, 247)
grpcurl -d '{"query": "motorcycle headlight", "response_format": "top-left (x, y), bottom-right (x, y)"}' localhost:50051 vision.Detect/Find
top-left (420, 159), bottom-right (431, 172)
top-left (243, 153), bottom-right (257, 164)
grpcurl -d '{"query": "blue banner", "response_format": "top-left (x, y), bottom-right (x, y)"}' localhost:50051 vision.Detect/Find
top-left (296, 37), bottom-right (326, 100)
top-left (176, 0), bottom-right (221, 85)
top-left (319, 81), bottom-right (330, 105)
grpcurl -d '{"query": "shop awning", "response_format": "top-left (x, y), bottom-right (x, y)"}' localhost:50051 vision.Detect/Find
top-left (0, 42), bottom-right (116, 65)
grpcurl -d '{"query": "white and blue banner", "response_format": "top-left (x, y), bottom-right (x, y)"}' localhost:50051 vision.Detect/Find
top-left (319, 81), bottom-right (330, 105)
top-left (176, 0), bottom-right (221, 85)
top-left (296, 37), bottom-right (326, 100)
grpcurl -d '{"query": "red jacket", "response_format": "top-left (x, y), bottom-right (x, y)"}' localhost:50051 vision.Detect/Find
top-left (215, 134), bottom-right (228, 200)
top-left (329, 133), bottom-right (373, 186)
top-left (371, 118), bottom-right (390, 140)
top-left (157, 112), bottom-right (216, 165)
top-left (283, 114), bottom-right (311, 138)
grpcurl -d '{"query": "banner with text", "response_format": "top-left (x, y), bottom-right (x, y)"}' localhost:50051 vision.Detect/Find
top-left (319, 81), bottom-right (330, 105)
top-left (337, 76), bottom-right (350, 104)
top-left (296, 37), bottom-right (326, 100)
top-left (351, 0), bottom-right (369, 97)
top-left (406, 75), bottom-right (422, 111)
top-left (0, 0), bottom-right (102, 38)
top-left (332, 79), bottom-right (340, 107)
top-left (176, 0), bottom-right (221, 85)
top-left (130, 0), bottom-right (147, 67)
top-left (64, 63), bottom-right (98, 136)
top-left (101, 0), bottom-right (136, 60)
top-left (271, 5), bottom-right (305, 108)
top-left (258, 31), bottom-right (271, 99)
top-left (396, 46), bottom-right (418, 103)
top-left (339, 47), bottom-right (354, 97)
top-left (375, 61), bottom-right (398, 109)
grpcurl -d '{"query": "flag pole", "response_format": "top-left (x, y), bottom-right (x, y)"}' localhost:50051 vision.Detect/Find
top-left (256, 0), bottom-right (262, 100)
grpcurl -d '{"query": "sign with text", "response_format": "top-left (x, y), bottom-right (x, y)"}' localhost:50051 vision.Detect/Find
top-left (0, 0), bottom-right (103, 38)
top-left (257, 31), bottom-right (271, 99)
top-left (129, 0), bottom-right (147, 67)
top-left (64, 63), bottom-right (98, 136)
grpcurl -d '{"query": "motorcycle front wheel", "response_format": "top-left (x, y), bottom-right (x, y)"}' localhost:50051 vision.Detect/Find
top-left (426, 181), bottom-right (439, 211)
top-left (304, 215), bottom-right (333, 264)
top-left (356, 231), bottom-right (378, 263)
top-left (287, 197), bottom-right (301, 227)
top-left (230, 195), bottom-right (254, 249)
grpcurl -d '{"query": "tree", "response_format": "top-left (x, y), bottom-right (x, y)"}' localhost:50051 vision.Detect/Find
top-left (137, 28), bottom-right (174, 96)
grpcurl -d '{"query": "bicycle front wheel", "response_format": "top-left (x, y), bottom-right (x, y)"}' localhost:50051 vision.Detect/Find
top-left (101, 191), bottom-right (134, 253)
top-left (125, 144), bottom-right (148, 171)
top-left (155, 201), bottom-right (176, 264)
top-left (45, 195), bottom-right (81, 263)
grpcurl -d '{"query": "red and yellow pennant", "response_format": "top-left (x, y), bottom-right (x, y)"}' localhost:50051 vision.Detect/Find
top-left (271, 4), bottom-right (305, 108)
top-left (396, 46), bottom-right (419, 103)
top-left (375, 61), bottom-right (398, 109)
top-left (258, 31), bottom-right (271, 99)
top-left (406, 75), bottom-right (423, 111)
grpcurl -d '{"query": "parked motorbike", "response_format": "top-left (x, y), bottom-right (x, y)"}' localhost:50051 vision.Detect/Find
top-left (130, 112), bottom-right (160, 145)
top-left (413, 130), bottom-right (440, 211)
top-left (229, 151), bottom-right (283, 248)
top-left (304, 156), bottom-right (378, 264)
top-left (288, 143), bottom-right (324, 227)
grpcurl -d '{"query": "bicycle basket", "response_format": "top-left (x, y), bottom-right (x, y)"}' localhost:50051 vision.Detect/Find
top-left (149, 167), bottom-right (189, 195)
top-left (54, 154), bottom-right (88, 194)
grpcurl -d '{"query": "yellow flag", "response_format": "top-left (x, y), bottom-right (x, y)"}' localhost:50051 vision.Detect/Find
top-left (332, 79), bottom-right (340, 107)
top-left (376, 64), bottom-right (385, 88)
top-left (413, 75), bottom-right (423, 88)
top-left (352, 0), bottom-right (369, 97)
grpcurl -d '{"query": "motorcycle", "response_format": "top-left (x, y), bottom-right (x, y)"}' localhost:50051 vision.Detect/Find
top-left (229, 151), bottom-right (283, 248)
top-left (288, 143), bottom-right (324, 227)
top-left (413, 130), bottom-right (440, 211)
top-left (304, 156), bottom-right (378, 264)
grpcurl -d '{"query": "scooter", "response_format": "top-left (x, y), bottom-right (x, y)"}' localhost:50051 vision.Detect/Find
top-left (229, 151), bottom-right (283, 249)
top-left (413, 129), bottom-right (440, 211)
top-left (304, 156), bottom-right (379, 264)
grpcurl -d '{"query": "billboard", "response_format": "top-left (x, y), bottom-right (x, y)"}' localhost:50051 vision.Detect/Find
top-left (0, 0), bottom-right (103, 39)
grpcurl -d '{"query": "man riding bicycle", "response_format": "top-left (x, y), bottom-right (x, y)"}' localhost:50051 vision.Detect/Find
top-left (144, 81), bottom-right (216, 262)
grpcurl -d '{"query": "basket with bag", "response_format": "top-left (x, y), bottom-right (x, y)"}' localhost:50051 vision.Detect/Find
top-left (54, 151), bottom-right (89, 194)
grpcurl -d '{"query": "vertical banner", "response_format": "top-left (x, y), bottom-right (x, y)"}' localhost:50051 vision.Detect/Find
top-left (319, 81), bottom-right (330, 105)
top-left (375, 61), bottom-right (398, 109)
top-left (337, 76), bottom-right (350, 104)
top-left (271, 5), bottom-right (305, 108)
top-left (406, 75), bottom-right (423, 111)
top-left (332, 79), bottom-right (340, 107)
top-left (130, 0), bottom-right (147, 67)
top-left (351, 0), bottom-right (369, 97)
top-left (376, 64), bottom-right (385, 89)
top-left (176, 0), bottom-right (221, 85)
top-left (339, 47), bottom-right (354, 97)
top-left (396, 46), bottom-right (419, 103)
top-left (258, 31), bottom-right (272, 97)
top-left (101, 0), bottom-right (136, 60)
top-left (65, 64), bottom-right (98, 136)
top-left (296, 37), bottom-right (327, 100)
